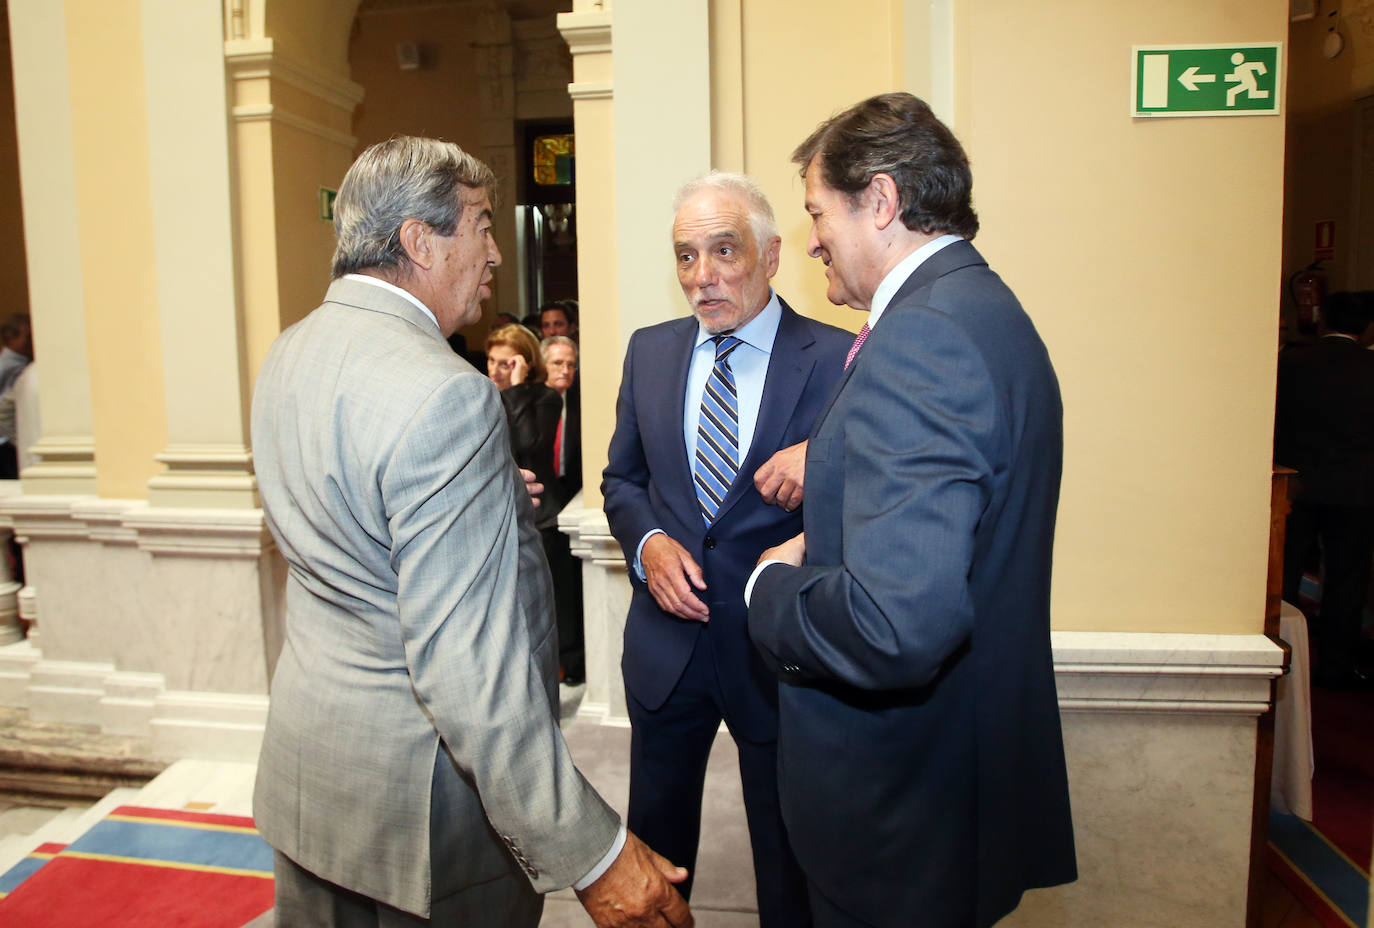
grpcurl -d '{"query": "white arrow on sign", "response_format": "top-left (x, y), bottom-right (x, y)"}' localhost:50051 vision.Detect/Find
top-left (1178, 66), bottom-right (1217, 92)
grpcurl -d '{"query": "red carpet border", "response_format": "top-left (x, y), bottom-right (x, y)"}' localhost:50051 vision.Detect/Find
top-left (0, 805), bottom-right (273, 927)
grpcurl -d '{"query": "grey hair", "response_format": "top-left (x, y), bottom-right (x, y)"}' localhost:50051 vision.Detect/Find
top-left (541, 334), bottom-right (578, 357)
top-left (331, 136), bottom-right (496, 279)
top-left (672, 171), bottom-right (779, 251)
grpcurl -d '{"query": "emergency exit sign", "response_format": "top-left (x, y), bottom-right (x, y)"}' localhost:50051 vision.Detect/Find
top-left (1132, 44), bottom-right (1282, 117)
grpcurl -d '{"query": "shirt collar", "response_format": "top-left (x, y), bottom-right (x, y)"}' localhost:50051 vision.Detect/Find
top-left (343, 273), bottom-right (441, 331)
top-left (868, 234), bottom-right (963, 329)
top-left (694, 289), bottom-right (782, 353)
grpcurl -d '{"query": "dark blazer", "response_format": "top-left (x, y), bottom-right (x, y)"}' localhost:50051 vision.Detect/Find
top-left (749, 242), bottom-right (1076, 927)
top-left (501, 381), bottom-right (563, 529)
top-left (602, 298), bottom-right (850, 742)
top-left (1274, 334), bottom-right (1374, 506)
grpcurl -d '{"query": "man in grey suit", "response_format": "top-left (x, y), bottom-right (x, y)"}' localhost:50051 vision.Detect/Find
top-left (252, 137), bottom-right (692, 928)
top-left (747, 94), bottom-right (1076, 926)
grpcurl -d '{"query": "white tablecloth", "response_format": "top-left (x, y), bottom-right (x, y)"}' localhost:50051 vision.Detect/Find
top-left (1271, 600), bottom-right (1314, 821)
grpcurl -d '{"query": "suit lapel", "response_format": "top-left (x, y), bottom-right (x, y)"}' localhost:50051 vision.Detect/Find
top-left (661, 320), bottom-right (703, 530)
top-left (710, 300), bottom-right (815, 525)
top-left (811, 240), bottom-right (989, 427)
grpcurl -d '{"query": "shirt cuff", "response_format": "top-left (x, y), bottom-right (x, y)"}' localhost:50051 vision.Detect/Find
top-left (633, 529), bottom-right (665, 581)
top-left (744, 559), bottom-right (787, 607)
top-left (573, 823), bottom-right (627, 891)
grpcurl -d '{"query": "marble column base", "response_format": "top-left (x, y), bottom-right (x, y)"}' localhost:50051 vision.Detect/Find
top-left (561, 502), bottom-right (1285, 928)
top-left (0, 495), bottom-right (284, 762)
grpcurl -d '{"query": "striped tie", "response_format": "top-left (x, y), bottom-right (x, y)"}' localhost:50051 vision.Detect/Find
top-left (844, 322), bottom-right (871, 369)
top-left (694, 335), bottom-right (742, 523)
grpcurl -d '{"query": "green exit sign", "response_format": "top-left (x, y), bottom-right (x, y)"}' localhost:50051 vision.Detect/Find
top-left (1132, 43), bottom-right (1282, 118)
top-left (318, 186), bottom-right (338, 221)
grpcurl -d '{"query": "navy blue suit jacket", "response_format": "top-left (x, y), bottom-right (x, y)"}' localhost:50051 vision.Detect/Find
top-left (749, 242), bottom-right (1076, 926)
top-left (602, 298), bottom-right (850, 742)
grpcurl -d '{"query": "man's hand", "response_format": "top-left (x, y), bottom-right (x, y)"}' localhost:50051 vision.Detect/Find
top-left (758, 531), bottom-right (805, 567)
top-left (641, 533), bottom-right (709, 622)
top-left (753, 440), bottom-right (807, 511)
top-left (576, 830), bottom-right (692, 927)
top-left (520, 467), bottom-right (543, 508)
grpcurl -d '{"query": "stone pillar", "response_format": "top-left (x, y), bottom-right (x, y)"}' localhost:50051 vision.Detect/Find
top-left (143, 0), bottom-right (256, 510)
top-left (7, 0), bottom-right (96, 496)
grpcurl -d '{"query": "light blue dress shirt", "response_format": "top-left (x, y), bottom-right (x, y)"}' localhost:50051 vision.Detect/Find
top-left (634, 290), bottom-right (783, 576)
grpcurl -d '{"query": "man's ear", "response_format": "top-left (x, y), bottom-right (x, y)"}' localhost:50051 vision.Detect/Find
top-left (398, 218), bottom-right (434, 270)
top-left (867, 173), bottom-right (901, 232)
top-left (762, 235), bottom-right (782, 278)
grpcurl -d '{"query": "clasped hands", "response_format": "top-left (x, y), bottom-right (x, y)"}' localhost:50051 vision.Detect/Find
top-left (642, 441), bottom-right (809, 621)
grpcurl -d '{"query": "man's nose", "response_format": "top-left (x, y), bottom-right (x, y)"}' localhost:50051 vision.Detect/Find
top-left (806, 225), bottom-right (822, 259)
top-left (489, 239), bottom-right (503, 267)
top-left (694, 255), bottom-right (717, 284)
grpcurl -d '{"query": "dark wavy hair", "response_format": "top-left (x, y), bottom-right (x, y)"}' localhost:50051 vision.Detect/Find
top-left (792, 92), bottom-right (978, 240)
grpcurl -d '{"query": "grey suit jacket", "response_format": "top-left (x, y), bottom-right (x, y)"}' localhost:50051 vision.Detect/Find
top-left (251, 277), bottom-right (619, 917)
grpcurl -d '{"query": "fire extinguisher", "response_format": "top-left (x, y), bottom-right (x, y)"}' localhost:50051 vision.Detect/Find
top-left (1289, 261), bottom-right (1327, 335)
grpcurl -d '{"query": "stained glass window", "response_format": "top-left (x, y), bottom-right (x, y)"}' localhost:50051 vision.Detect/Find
top-left (533, 134), bottom-right (574, 186)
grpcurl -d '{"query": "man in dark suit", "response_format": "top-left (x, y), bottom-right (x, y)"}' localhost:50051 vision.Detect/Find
top-left (602, 172), bottom-right (850, 927)
top-left (1276, 291), bottom-right (1374, 687)
top-left (542, 334), bottom-right (585, 684)
top-left (746, 93), bottom-right (1077, 927)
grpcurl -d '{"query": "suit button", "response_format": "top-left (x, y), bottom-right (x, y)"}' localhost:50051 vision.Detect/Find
top-left (704, 536), bottom-right (716, 549)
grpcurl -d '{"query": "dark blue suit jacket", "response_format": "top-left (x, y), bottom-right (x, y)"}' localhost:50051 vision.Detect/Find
top-left (602, 298), bottom-right (850, 742)
top-left (749, 242), bottom-right (1076, 926)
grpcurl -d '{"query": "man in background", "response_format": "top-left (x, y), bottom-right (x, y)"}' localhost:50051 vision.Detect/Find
top-left (747, 93), bottom-right (1076, 927)
top-left (541, 300), bottom-right (579, 341)
top-left (0, 313), bottom-right (33, 479)
top-left (1277, 290), bottom-right (1374, 688)
top-left (253, 136), bottom-right (691, 928)
top-left (603, 171), bottom-right (850, 927)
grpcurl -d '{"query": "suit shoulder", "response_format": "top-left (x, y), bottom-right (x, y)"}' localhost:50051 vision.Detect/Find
top-left (627, 316), bottom-right (695, 348)
top-left (802, 316), bottom-right (857, 355)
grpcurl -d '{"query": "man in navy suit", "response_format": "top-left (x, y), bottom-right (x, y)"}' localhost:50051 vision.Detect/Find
top-left (747, 93), bottom-right (1077, 927)
top-left (603, 172), bottom-right (850, 927)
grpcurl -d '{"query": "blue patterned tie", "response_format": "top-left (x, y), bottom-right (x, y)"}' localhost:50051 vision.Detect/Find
top-left (694, 335), bottom-right (742, 523)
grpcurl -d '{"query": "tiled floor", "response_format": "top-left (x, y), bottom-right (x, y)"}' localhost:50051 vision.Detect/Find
top-left (0, 706), bottom-right (1332, 928)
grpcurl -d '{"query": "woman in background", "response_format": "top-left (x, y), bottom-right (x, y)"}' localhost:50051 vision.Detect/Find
top-left (486, 324), bottom-right (563, 518)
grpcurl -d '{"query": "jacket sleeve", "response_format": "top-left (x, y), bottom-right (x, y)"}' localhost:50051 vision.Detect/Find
top-left (600, 334), bottom-right (663, 570)
top-left (383, 372), bottom-right (619, 891)
top-left (748, 307), bottom-right (1001, 691)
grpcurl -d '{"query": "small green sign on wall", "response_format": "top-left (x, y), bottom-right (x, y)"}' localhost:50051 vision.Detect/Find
top-left (319, 186), bottom-right (338, 222)
top-left (1131, 43), bottom-right (1282, 118)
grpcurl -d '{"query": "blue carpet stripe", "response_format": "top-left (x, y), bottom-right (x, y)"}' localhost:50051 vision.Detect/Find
top-left (0, 854), bottom-right (53, 895)
top-left (64, 818), bottom-right (274, 875)
top-left (1269, 809), bottom-right (1369, 927)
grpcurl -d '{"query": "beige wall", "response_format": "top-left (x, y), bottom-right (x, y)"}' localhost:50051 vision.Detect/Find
top-left (702, 0), bottom-right (1287, 635)
top-left (959, 0), bottom-right (1286, 634)
top-left (738, 0), bottom-right (898, 334)
top-left (350, 8), bottom-right (485, 153)
top-left (65, 0), bottom-right (167, 499)
top-left (0, 15), bottom-right (29, 318)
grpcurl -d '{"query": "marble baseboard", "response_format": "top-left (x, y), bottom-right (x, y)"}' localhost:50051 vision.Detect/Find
top-left (0, 643), bottom-right (266, 762)
top-left (0, 494), bottom-right (283, 763)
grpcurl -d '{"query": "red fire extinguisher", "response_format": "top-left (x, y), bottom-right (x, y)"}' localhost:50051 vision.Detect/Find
top-left (1289, 262), bottom-right (1327, 335)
